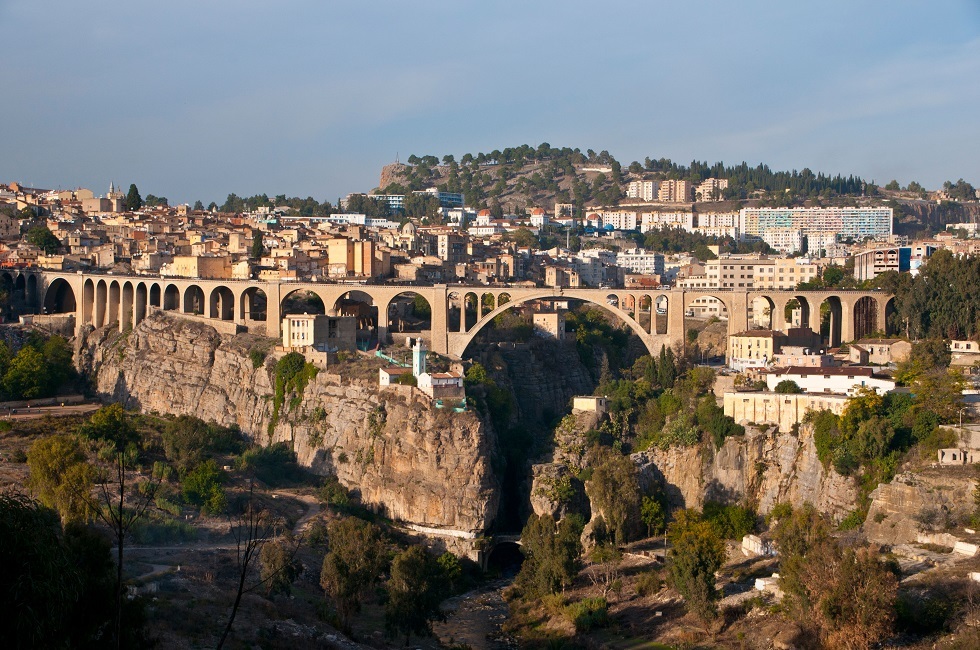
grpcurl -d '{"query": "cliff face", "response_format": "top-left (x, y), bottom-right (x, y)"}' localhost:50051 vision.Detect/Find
top-left (635, 425), bottom-right (857, 521)
top-left (75, 313), bottom-right (498, 536)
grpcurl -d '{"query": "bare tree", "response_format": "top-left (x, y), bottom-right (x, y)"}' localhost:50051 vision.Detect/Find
top-left (83, 450), bottom-right (158, 650)
top-left (216, 482), bottom-right (297, 650)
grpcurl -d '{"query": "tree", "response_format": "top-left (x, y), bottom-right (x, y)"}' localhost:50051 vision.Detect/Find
top-left (640, 495), bottom-right (666, 538)
top-left (0, 493), bottom-right (131, 649)
top-left (4, 345), bottom-right (48, 398)
top-left (86, 449), bottom-right (157, 649)
top-left (124, 184), bottom-right (142, 211)
top-left (26, 225), bottom-right (61, 254)
top-left (667, 510), bottom-right (726, 621)
top-left (320, 517), bottom-right (387, 632)
top-left (250, 230), bottom-right (264, 259)
top-left (793, 541), bottom-right (897, 649)
top-left (78, 404), bottom-right (138, 450)
top-left (587, 451), bottom-right (641, 544)
top-left (515, 514), bottom-right (584, 597)
top-left (217, 484), bottom-right (293, 649)
top-left (774, 379), bottom-right (802, 394)
top-left (384, 545), bottom-right (447, 645)
top-left (26, 434), bottom-right (94, 524)
top-left (884, 180), bottom-right (900, 191)
top-left (260, 535), bottom-right (299, 597)
top-left (193, 200), bottom-right (205, 210)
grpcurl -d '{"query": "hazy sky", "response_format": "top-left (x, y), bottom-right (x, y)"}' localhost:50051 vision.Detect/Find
top-left (3, 1), bottom-right (979, 205)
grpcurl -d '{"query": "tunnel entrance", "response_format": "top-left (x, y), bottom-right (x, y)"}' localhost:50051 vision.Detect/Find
top-left (485, 542), bottom-right (524, 576)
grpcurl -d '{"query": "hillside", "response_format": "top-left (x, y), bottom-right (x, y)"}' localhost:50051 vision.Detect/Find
top-left (375, 145), bottom-right (979, 234)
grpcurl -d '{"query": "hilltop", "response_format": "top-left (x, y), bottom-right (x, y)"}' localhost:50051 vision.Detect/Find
top-left (375, 145), bottom-right (979, 235)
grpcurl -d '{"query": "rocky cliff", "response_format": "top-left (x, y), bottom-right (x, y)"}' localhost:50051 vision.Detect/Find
top-left (75, 313), bottom-right (498, 538)
top-left (635, 425), bottom-right (858, 520)
top-left (533, 414), bottom-right (859, 522)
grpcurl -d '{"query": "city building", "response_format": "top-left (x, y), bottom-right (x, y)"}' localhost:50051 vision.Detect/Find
top-left (532, 311), bottom-right (565, 340)
top-left (765, 366), bottom-right (896, 396)
top-left (626, 180), bottom-right (659, 202)
top-left (853, 246), bottom-right (911, 281)
top-left (724, 391), bottom-right (849, 433)
top-left (695, 178), bottom-right (729, 202)
top-left (658, 179), bottom-right (691, 203)
top-left (615, 249), bottom-right (665, 276)
top-left (281, 313), bottom-right (356, 352)
top-left (739, 206), bottom-right (893, 241)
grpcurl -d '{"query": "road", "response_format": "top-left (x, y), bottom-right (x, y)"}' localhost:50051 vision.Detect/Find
top-left (1, 403), bottom-right (102, 420)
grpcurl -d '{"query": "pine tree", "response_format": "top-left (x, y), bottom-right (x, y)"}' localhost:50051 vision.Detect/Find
top-left (124, 184), bottom-right (142, 211)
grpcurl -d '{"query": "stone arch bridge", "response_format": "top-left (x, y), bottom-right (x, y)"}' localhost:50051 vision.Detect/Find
top-left (6, 269), bottom-right (893, 359)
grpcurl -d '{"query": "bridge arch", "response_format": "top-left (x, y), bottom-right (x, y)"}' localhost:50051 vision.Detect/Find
top-left (163, 284), bottom-right (180, 310)
top-left (134, 282), bottom-right (149, 326)
top-left (42, 277), bottom-right (77, 314)
top-left (121, 281), bottom-right (135, 330)
top-left (26, 274), bottom-right (38, 308)
top-left (240, 286), bottom-right (268, 321)
top-left (451, 290), bottom-right (665, 358)
top-left (852, 295), bottom-right (879, 340)
top-left (149, 282), bottom-right (162, 308)
top-left (209, 285), bottom-right (235, 321)
top-left (183, 284), bottom-right (204, 315)
top-left (281, 288), bottom-right (326, 316)
top-left (107, 280), bottom-right (121, 326)
top-left (386, 290), bottom-right (432, 335)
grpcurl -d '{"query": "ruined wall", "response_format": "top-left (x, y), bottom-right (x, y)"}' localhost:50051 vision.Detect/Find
top-left (75, 313), bottom-right (499, 538)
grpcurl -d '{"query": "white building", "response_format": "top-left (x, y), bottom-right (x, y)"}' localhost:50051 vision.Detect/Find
top-left (765, 366), bottom-right (895, 396)
top-left (626, 180), bottom-right (659, 202)
top-left (640, 211), bottom-right (694, 233)
top-left (615, 249), bottom-right (665, 276)
top-left (761, 228), bottom-right (805, 254)
top-left (740, 207), bottom-right (893, 241)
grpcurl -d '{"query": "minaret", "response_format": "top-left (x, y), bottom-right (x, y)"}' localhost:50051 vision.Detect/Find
top-left (109, 181), bottom-right (115, 197)
top-left (412, 338), bottom-right (427, 377)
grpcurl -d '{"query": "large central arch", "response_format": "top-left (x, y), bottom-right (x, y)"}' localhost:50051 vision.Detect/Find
top-left (448, 290), bottom-right (665, 358)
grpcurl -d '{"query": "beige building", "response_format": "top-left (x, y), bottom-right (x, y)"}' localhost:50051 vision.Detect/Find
top-left (166, 255), bottom-right (232, 279)
top-left (572, 396), bottom-right (608, 414)
top-left (849, 338), bottom-right (911, 365)
top-left (728, 329), bottom-right (785, 371)
top-left (724, 391), bottom-right (849, 433)
top-left (695, 178), bottom-right (728, 202)
top-left (281, 314), bottom-right (356, 352)
top-left (532, 311), bottom-right (565, 340)
top-left (658, 179), bottom-right (690, 203)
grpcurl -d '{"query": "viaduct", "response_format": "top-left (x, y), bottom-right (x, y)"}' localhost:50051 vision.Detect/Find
top-left (2, 269), bottom-right (894, 359)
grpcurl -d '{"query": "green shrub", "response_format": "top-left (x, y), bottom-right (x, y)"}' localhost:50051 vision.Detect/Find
top-left (316, 475), bottom-right (351, 508)
top-left (237, 443), bottom-right (305, 486)
top-left (702, 501), bottom-right (756, 539)
top-left (564, 597), bottom-right (609, 632)
top-left (130, 512), bottom-right (197, 544)
top-left (181, 460), bottom-right (226, 515)
top-left (635, 570), bottom-right (663, 597)
top-left (838, 509), bottom-right (865, 531)
top-left (250, 348), bottom-right (267, 369)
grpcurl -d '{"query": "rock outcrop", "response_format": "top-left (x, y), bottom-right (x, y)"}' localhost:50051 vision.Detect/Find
top-left (634, 424), bottom-right (857, 520)
top-left (864, 467), bottom-right (977, 545)
top-left (75, 313), bottom-right (498, 539)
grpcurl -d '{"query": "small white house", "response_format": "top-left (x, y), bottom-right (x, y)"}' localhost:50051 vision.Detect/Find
top-left (572, 396), bottom-right (608, 414)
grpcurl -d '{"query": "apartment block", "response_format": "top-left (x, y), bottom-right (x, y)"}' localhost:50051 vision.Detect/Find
top-left (853, 246), bottom-right (911, 281)
top-left (740, 207), bottom-right (893, 240)
top-left (695, 178), bottom-right (729, 202)
top-left (658, 180), bottom-right (691, 203)
top-left (626, 180), bottom-right (659, 202)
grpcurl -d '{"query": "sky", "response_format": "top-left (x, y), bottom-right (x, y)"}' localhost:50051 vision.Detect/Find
top-left (2, 1), bottom-right (979, 205)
